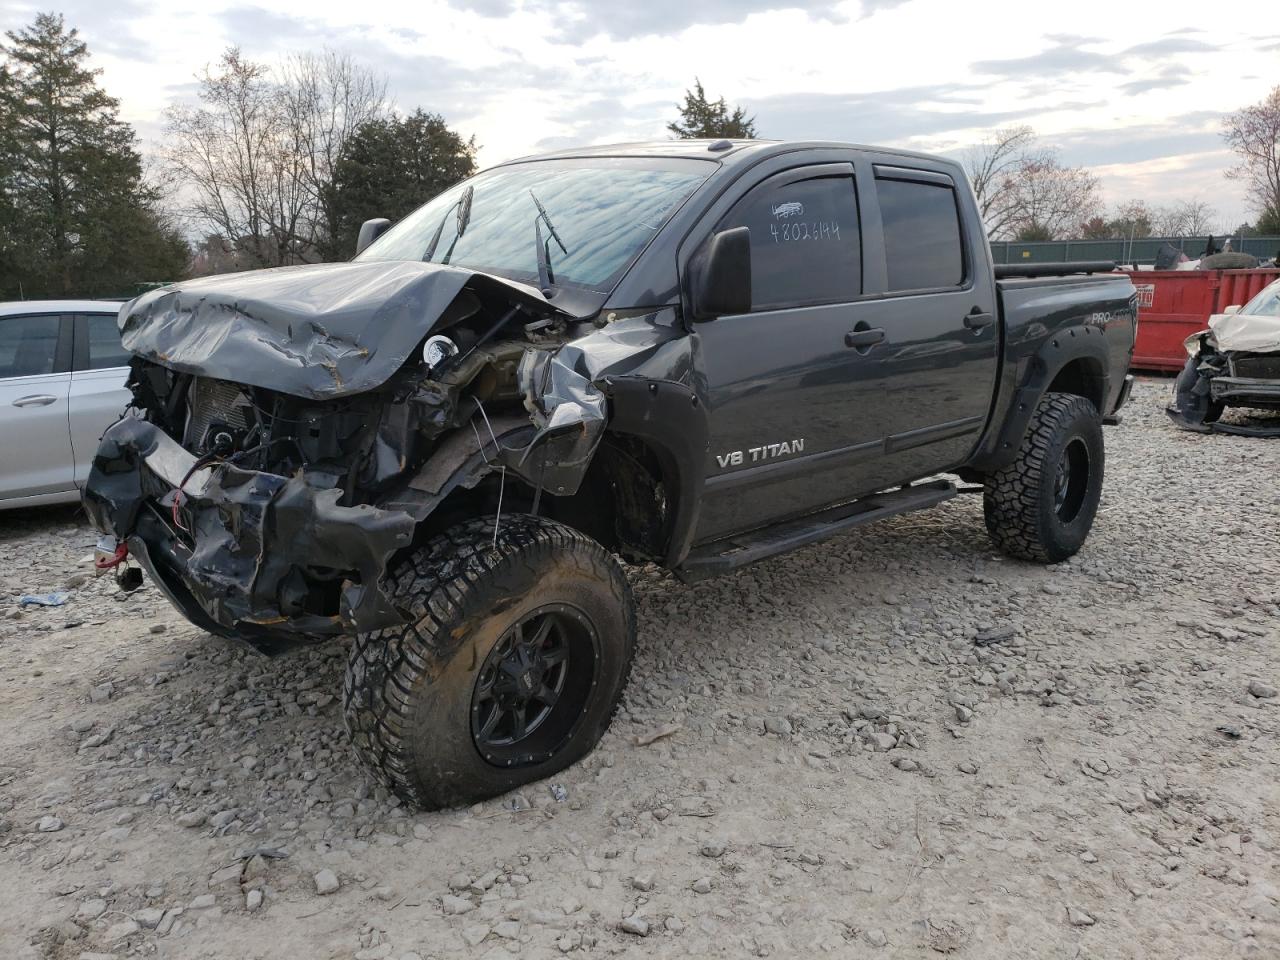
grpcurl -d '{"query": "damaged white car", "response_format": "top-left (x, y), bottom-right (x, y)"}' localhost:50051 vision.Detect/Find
top-left (1168, 278), bottom-right (1280, 436)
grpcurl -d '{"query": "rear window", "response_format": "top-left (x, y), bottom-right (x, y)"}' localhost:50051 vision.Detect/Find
top-left (84, 313), bottom-right (131, 370)
top-left (877, 177), bottom-right (965, 292)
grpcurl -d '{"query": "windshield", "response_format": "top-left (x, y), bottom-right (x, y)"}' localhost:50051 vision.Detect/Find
top-left (1238, 279), bottom-right (1280, 318)
top-left (356, 157), bottom-right (714, 294)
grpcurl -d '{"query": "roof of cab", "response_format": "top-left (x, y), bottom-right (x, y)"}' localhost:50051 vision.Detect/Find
top-left (498, 139), bottom-right (955, 170)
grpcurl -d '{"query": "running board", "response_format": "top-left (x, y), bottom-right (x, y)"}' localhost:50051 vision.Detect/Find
top-left (676, 480), bottom-right (956, 582)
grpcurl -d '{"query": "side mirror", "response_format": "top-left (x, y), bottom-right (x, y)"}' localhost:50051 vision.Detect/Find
top-left (1223, 304), bottom-right (1241, 315)
top-left (690, 226), bottom-right (752, 321)
top-left (355, 218), bottom-right (392, 257)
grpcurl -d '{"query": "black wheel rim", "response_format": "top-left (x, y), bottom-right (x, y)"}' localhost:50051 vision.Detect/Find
top-left (470, 604), bottom-right (599, 768)
top-left (1053, 437), bottom-right (1090, 523)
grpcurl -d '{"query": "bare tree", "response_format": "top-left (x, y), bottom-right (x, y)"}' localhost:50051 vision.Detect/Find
top-left (964, 125), bottom-right (1037, 238)
top-left (1004, 157), bottom-right (1101, 241)
top-left (164, 47), bottom-right (388, 269)
top-left (1223, 87), bottom-right (1280, 223)
top-left (964, 126), bottom-right (1101, 240)
top-left (280, 51), bottom-right (387, 261)
top-left (1154, 199), bottom-right (1219, 237)
top-left (1108, 199), bottom-right (1156, 239)
top-left (164, 49), bottom-right (293, 267)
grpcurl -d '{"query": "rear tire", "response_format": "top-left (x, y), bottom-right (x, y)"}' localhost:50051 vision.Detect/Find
top-left (344, 515), bottom-right (635, 809)
top-left (983, 393), bottom-right (1104, 563)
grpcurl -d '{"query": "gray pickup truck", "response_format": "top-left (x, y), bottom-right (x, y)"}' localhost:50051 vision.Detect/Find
top-left (84, 139), bottom-right (1136, 808)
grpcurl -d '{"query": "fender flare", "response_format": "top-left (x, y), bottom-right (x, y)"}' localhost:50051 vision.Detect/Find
top-left (968, 331), bottom-right (1111, 473)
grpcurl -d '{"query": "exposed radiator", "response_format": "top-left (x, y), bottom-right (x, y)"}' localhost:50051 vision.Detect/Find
top-left (184, 377), bottom-right (251, 451)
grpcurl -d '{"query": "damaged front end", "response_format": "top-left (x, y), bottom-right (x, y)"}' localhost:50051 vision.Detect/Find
top-left (83, 417), bottom-right (416, 654)
top-left (1168, 325), bottom-right (1280, 438)
top-left (83, 260), bottom-right (612, 654)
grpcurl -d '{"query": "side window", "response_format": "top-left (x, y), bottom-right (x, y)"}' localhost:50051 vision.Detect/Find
top-left (877, 177), bottom-right (965, 292)
top-left (719, 174), bottom-right (861, 310)
top-left (0, 314), bottom-right (60, 378)
top-left (84, 313), bottom-right (131, 370)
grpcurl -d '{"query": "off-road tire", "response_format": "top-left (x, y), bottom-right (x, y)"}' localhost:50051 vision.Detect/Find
top-left (344, 515), bottom-right (635, 809)
top-left (983, 393), bottom-right (1104, 564)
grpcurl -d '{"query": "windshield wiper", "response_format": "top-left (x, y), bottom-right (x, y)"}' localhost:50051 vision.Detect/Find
top-left (423, 184), bottom-right (474, 263)
top-left (530, 189), bottom-right (569, 298)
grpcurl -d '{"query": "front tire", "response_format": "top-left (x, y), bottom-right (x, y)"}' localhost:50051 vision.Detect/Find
top-left (983, 393), bottom-right (1105, 563)
top-left (344, 515), bottom-right (635, 809)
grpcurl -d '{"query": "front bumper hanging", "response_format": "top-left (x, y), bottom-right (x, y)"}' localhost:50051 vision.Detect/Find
top-left (82, 417), bottom-right (415, 654)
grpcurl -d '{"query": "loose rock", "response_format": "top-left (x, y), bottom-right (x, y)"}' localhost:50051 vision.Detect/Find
top-left (618, 914), bottom-right (649, 936)
top-left (314, 869), bottom-right (340, 895)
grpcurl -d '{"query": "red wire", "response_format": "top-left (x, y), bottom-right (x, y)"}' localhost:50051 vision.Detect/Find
top-left (95, 543), bottom-right (128, 570)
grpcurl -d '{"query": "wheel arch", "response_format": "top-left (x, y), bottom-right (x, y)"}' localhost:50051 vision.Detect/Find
top-left (967, 333), bottom-right (1111, 474)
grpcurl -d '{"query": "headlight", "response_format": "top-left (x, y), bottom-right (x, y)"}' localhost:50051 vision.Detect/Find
top-left (422, 335), bottom-right (459, 370)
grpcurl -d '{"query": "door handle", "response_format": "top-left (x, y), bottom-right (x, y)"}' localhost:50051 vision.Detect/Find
top-left (13, 394), bottom-right (57, 407)
top-left (964, 310), bottom-right (994, 330)
top-left (844, 328), bottom-right (886, 349)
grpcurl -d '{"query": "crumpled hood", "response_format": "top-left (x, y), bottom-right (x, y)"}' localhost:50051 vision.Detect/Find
top-left (120, 260), bottom-right (552, 399)
top-left (1207, 310), bottom-right (1280, 354)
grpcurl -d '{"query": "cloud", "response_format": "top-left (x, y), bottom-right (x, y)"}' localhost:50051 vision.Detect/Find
top-left (973, 30), bottom-right (1219, 83)
top-left (1117, 66), bottom-right (1190, 96)
top-left (1122, 36), bottom-right (1217, 57)
top-left (1052, 112), bottom-right (1224, 168)
top-left (3, 0), bottom-right (151, 55)
top-left (517, 0), bottom-right (851, 43)
top-left (218, 6), bottom-right (331, 48)
top-left (972, 38), bottom-right (1126, 78)
top-left (1091, 147), bottom-right (1243, 224)
top-left (747, 84), bottom-right (1098, 144)
top-left (529, 94), bottom-right (673, 152)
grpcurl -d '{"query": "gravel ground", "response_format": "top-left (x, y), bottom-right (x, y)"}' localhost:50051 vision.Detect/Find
top-left (0, 377), bottom-right (1277, 960)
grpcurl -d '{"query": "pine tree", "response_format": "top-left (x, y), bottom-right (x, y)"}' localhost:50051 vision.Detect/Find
top-left (666, 79), bottom-right (757, 140)
top-left (1, 13), bottom-right (187, 298)
top-left (0, 63), bottom-right (23, 291)
top-left (327, 109), bottom-right (477, 258)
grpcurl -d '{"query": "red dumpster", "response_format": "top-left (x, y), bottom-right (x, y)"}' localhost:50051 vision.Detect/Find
top-left (1126, 269), bottom-right (1280, 371)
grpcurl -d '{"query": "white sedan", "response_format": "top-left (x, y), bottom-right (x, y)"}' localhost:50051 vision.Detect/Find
top-left (0, 300), bottom-right (133, 508)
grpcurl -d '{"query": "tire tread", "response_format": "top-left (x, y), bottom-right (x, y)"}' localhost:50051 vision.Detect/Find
top-left (983, 392), bottom-right (1101, 564)
top-left (343, 515), bottom-right (635, 808)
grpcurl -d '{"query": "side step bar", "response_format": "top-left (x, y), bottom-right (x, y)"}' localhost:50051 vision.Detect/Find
top-left (675, 479), bottom-right (956, 582)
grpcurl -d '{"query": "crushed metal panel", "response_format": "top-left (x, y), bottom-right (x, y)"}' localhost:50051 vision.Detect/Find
top-left (1208, 311), bottom-right (1280, 354)
top-left (507, 345), bottom-right (608, 496)
top-left (119, 261), bottom-right (554, 400)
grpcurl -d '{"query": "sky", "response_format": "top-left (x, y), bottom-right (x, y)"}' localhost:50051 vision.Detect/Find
top-left (4, 0), bottom-right (1277, 231)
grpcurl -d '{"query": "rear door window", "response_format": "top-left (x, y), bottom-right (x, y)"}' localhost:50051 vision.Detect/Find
top-left (718, 173), bottom-right (861, 311)
top-left (876, 176), bottom-right (965, 292)
top-left (0, 314), bottom-right (61, 378)
top-left (82, 313), bottom-right (131, 370)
